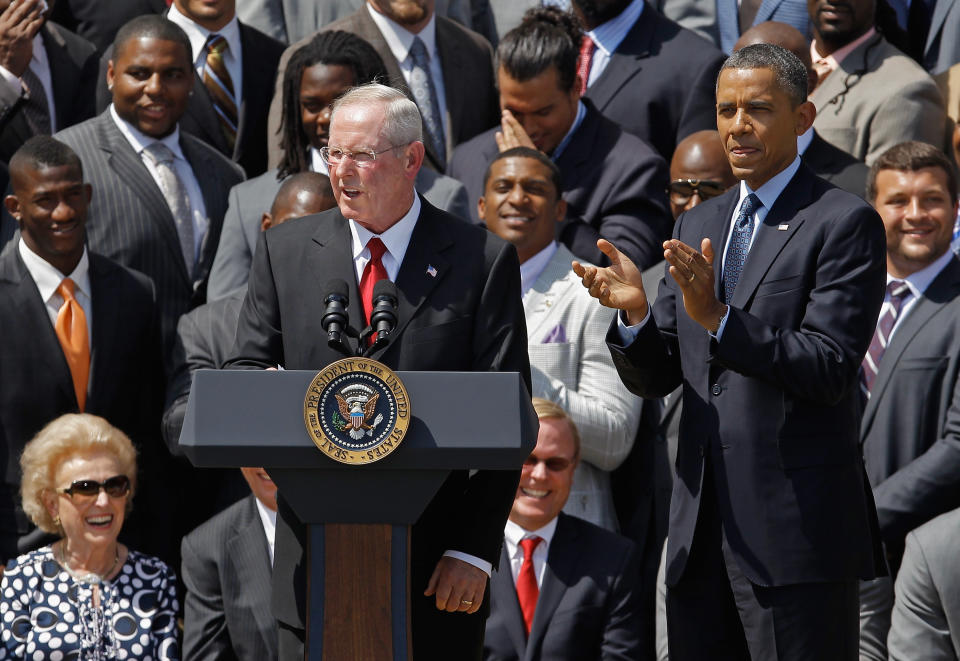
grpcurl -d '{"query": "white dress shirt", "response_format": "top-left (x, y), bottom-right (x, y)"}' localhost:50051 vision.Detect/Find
top-left (19, 239), bottom-right (93, 342)
top-left (0, 32), bottom-right (56, 132)
top-left (520, 241), bottom-right (559, 294)
top-left (110, 104), bottom-right (210, 263)
top-left (366, 4), bottom-right (449, 145)
top-left (583, 0), bottom-right (644, 88)
top-left (254, 498), bottom-right (277, 566)
top-left (167, 4), bottom-right (244, 105)
top-left (504, 517), bottom-right (559, 588)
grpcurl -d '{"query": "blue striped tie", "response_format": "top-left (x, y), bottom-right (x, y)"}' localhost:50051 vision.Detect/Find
top-left (722, 193), bottom-right (761, 304)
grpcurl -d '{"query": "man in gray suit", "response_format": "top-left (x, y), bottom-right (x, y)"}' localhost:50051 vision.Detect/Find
top-left (808, 0), bottom-right (945, 164)
top-left (479, 146), bottom-right (641, 532)
top-left (887, 506), bottom-right (960, 660)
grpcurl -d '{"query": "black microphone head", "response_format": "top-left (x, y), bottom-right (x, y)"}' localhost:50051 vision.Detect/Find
top-left (325, 279), bottom-right (349, 302)
top-left (372, 279), bottom-right (398, 303)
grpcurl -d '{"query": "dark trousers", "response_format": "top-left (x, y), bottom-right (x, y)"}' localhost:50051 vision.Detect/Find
top-left (666, 464), bottom-right (859, 661)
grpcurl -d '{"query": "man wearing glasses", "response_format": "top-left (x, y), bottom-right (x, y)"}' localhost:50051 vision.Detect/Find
top-left (666, 130), bottom-right (738, 221)
top-left (228, 82), bottom-right (530, 660)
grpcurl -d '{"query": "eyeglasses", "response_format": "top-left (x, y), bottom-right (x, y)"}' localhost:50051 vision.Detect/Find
top-left (319, 144), bottom-right (410, 167)
top-left (667, 179), bottom-right (728, 205)
top-left (522, 455), bottom-right (575, 472)
top-left (58, 475), bottom-right (131, 500)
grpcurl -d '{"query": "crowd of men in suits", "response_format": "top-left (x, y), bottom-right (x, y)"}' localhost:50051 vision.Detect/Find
top-left (3, 0), bottom-right (960, 658)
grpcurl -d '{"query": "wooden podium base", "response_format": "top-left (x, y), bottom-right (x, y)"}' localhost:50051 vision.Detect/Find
top-left (306, 524), bottom-right (413, 660)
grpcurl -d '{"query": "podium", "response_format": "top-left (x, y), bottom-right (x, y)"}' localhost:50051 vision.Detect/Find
top-left (179, 368), bottom-right (537, 660)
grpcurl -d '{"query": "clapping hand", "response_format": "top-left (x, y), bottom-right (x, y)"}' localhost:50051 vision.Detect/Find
top-left (572, 239), bottom-right (649, 325)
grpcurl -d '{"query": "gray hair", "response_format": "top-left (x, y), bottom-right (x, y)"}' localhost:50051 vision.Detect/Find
top-left (718, 43), bottom-right (809, 106)
top-left (331, 83), bottom-right (423, 148)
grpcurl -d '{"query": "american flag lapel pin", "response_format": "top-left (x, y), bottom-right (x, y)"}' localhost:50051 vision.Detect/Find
top-left (777, 224), bottom-right (789, 231)
top-left (426, 264), bottom-right (438, 278)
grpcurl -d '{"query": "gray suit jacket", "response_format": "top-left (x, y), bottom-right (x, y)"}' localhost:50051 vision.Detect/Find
top-left (811, 33), bottom-right (946, 165)
top-left (182, 495), bottom-right (277, 661)
top-left (266, 6), bottom-right (498, 171)
top-left (655, 0), bottom-right (810, 52)
top-left (923, 0), bottom-right (960, 75)
top-left (525, 245), bottom-right (642, 531)
top-left (206, 166), bottom-right (470, 300)
top-left (888, 506), bottom-right (960, 660)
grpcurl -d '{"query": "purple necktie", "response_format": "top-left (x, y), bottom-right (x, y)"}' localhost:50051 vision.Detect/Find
top-left (861, 280), bottom-right (910, 396)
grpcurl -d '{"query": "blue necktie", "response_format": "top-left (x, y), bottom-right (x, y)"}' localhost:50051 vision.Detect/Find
top-left (409, 37), bottom-right (445, 167)
top-left (723, 193), bottom-right (762, 304)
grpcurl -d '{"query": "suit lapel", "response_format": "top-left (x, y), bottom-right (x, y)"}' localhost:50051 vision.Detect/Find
top-left (493, 544), bottom-right (527, 659)
top-left (87, 255), bottom-right (120, 407)
top-left (523, 246), bottom-right (576, 343)
top-left (861, 258), bottom-right (960, 436)
top-left (185, 71), bottom-right (228, 154)
top-left (309, 211), bottom-right (365, 335)
top-left (181, 135), bottom-right (228, 280)
top-left (98, 113), bottom-right (190, 286)
top-left (526, 515), bottom-right (580, 658)
top-left (42, 24), bottom-right (77, 129)
top-left (227, 497), bottom-right (276, 656)
top-left (586, 12), bottom-right (650, 114)
top-left (236, 23), bottom-right (273, 162)
top-left (436, 18), bottom-right (463, 158)
top-left (702, 190), bottom-right (740, 302)
top-left (812, 34), bottom-right (880, 113)
top-left (926, 0), bottom-right (952, 51)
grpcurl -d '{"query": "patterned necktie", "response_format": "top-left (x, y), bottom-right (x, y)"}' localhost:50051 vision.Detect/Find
top-left (517, 536), bottom-right (542, 635)
top-left (20, 65), bottom-right (51, 134)
top-left (861, 280), bottom-right (910, 397)
top-left (360, 238), bottom-right (389, 331)
top-left (722, 193), bottom-right (762, 304)
top-left (143, 142), bottom-right (196, 277)
top-left (576, 35), bottom-right (595, 96)
top-left (408, 37), bottom-right (446, 167)
top-left (55, 279), bottom-right (89, 411)
top-left (204, 34), bottom-right (238, 151)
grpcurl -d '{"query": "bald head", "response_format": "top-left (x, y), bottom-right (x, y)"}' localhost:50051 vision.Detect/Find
top-left (262, 172), bottom-right (337, 231)
top-left (669, 131), bottom-right (737, 219)
top-left (735, 21), bottom-right (816, 98)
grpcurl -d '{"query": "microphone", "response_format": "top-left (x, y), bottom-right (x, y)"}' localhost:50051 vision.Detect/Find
top-left (321, 279), bottom-right (351, 354)
top-left (370, 280), bottom-right (399, 339)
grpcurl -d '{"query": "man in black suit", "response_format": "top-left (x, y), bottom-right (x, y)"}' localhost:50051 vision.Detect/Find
top-left (48, 0), bottom-right (165, 53)
top-left (576, 44), bottom-right (886, 659)
top-left (735, 20), bottom-right (869, 197)
top-left (0, 0), bottom-right (98, 162)
top-left (484, 398), bottom-right (642, 660)
top-left (181, 466), bottom-right (279, 660)
top-left (0, 136), bottom-right (162, 562)
top-left (571, 0), bottom-right (724, 162)
top-left (449, 6), bottom-right (671, 270)
top-left (267, 0), bottom-right (499, 172)
top-left (50, 16), bottom-right (245, 369)
top-left (227, 83), bottom-right (530, 660)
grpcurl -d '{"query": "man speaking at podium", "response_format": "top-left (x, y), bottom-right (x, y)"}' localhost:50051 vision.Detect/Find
top-left (227, 83), bottom-right (531, 660)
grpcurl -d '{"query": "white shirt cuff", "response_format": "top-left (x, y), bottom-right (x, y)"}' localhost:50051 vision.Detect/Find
top-left (710, 306), bottom-right (731, 340)
top-left (0, 65), bottom-right (24, 98)
top-left (443, 550), bottom-right (492, 577)
top-left (615, 308), bottom-right (649, 343)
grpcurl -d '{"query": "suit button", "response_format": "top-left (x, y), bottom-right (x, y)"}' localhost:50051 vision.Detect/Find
top-left (711, 384), bottom-right (722, 396)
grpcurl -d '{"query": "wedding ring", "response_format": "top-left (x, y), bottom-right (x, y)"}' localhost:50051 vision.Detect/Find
top-left (688, 273), bottom-right (696, 283)
top-left (461, 599), bottom-right (474, 606)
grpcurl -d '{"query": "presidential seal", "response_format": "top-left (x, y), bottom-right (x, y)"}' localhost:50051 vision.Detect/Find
top-left (303, 358), bottom-right (411, 465)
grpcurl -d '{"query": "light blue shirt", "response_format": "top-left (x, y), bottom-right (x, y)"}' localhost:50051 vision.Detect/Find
top-left (584, 0), bottom-right (645, 88)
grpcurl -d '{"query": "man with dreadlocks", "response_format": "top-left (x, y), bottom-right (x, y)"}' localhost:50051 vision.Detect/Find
top-left (206, 29), bottom-right (470, 301)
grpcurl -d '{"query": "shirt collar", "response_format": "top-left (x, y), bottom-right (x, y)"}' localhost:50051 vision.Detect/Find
top-left (797, 128), bottom-right (814, 156)
top-left (167, 4), bottom-right (242, 65)
top-left (520, 241), bottom-right (559, 294)
top-left (366, 3), bottom-right (438, 65)
top-left (504, 517), bottom-right (559, 557)
top-left (18, 239), bottom-right (90, 303)
top-left (110, 104), bottom-right (185, 161)
top-left (811, 27), bottom-right (876, 69)
top-left (349, 194), bottom-right (421, 265)
top-left (738, 155), bottom-right (802, 212)
top-left (253, 497), bottom-right (277, 566)
top-left (552, 101), bottom-right (587, 161)
top-left (586, 0), bottom-right (644, 57)
top-left (892, 249), bottom-right (955, 298)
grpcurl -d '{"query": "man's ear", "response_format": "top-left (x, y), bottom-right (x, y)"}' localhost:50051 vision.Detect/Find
top-left (554, 198), bottom-right (567, 225)
top-left (796, 100), bottom-right (816, 136)
top-left (4, 195), bottom-right (20, 222)
top-left (477, 196), bottom-right (486, 223)
top-left (260, 212), bottom-right (272, 233)
top-left (106, 60), bottom-right (115, 91)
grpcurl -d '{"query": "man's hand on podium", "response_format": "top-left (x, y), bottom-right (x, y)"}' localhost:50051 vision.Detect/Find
top-left (424, 556), bottom-right (485, 614)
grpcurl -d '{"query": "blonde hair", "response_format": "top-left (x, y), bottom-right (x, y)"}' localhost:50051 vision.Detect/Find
top-left (531, 397), bottom-right (581, 460)
top-left (20, 414), bottom-right (137, 534)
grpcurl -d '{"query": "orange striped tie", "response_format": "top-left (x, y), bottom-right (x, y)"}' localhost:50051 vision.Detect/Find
top-left (55, 279), bottom-right (89, 411)
top-left (204, 34), bottom-right (238, 150)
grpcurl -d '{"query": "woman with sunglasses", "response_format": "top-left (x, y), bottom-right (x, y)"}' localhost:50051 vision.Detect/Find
top-left (0, 414), bottom-right (178, 660)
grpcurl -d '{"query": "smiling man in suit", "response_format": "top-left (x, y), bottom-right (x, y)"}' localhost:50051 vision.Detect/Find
top-left (484, 398), bottom-right (642, 660)
top-left (53, 15), bottom-right (244, 369)
top-left (0, 136), bottom-right (162, 562)
top-left (228, 82), bottom-right (530, 660)
top-left (576, 43), bottom-right (887, 659)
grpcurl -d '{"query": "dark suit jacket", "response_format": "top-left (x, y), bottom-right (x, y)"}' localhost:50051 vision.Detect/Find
top-left (266, 7), bottom-right (499, 171)
top-left (449, 100), bottom-right (671, 270)
top-left (48, 110), bottom-right (245, 366)
top-left (48, 0), bottom-right (165, 53)
top-left (860, 256), bottom-right (960, 560)
top-left (182, 495), bottom-right (277, 661)
top-left (584, 4), bottom-right (724, 162)
top-left (0, 22), bottom-right (98, 163)
top-left (95, 21), bottom-right (285, 178)
top-left (484, 513), bottom-right (642, 661)
top-left (226, 198), bottom-right (531, 656)
top-left (607, 164), bottom-right (887, 587)
top-left (802, 131), bottom-right (869, 198)
top-left (0, 247), bottom-right (163, 560)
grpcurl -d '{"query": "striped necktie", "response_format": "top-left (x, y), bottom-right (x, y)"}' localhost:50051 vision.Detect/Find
top-left (204, 34), bottom-right (238, 151)
top-left (576, 35), bottom-right (595, 95)
top-left (861, 280), bottom-right (910, 397)
top-left (408, 37), bottom-right (445, 168)
top-left (21, 66), bottom-right (51, 134)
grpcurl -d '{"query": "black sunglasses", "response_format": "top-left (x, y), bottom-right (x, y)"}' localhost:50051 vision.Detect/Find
top-left (522, 456), bottom-right (574, 472)
top-left (668, 179), bottom-right (728, 202)
top-left (58, 475), bottom-right (131, 499)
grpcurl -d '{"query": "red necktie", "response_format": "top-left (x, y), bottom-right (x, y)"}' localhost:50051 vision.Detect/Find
top-left (517, 536), bottom-right (542, 635)
top-left (360, 237), bottom-right (388, 328)
top-left (576, 35), bottom-right (595, 96)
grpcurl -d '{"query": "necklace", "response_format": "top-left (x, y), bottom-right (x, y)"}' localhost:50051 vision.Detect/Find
top-left (57, 542), bottom-right (121, 584)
